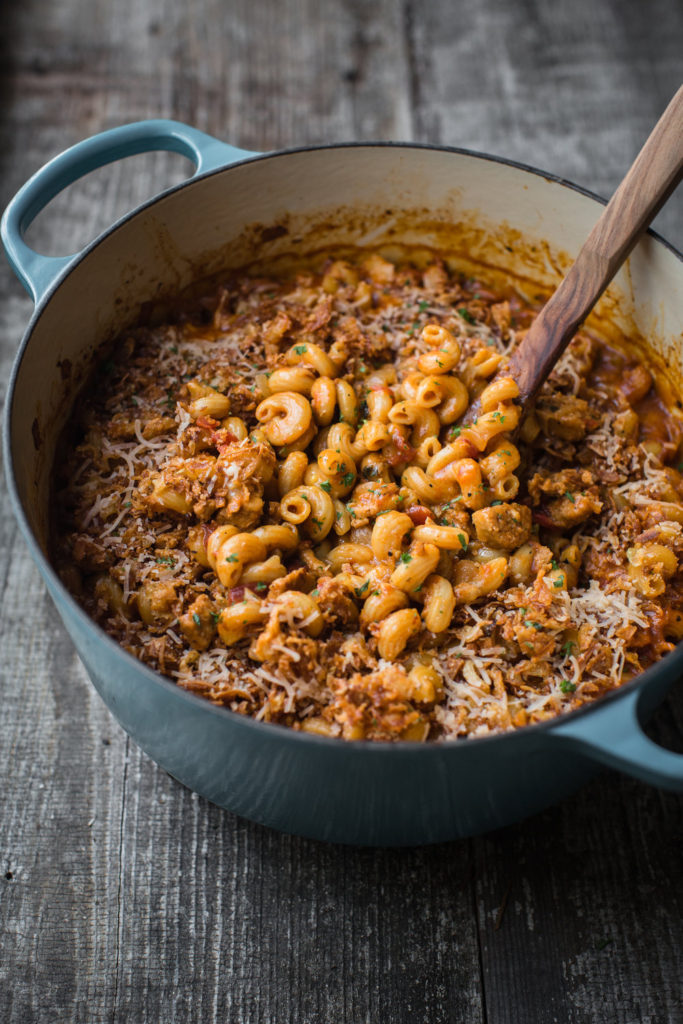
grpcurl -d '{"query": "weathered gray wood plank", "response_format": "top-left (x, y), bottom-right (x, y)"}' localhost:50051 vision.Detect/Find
top-left (1, 1), bottom-right (683, 1022)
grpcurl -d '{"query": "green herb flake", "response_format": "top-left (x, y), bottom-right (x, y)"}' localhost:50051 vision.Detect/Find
top-left (341, 471), bottom-right (355, 486)
top-left (124, 501), bottom-right (132, 508)
top-left (192, 612), bottom-right (202, 627)
top-left (311, 589), bottom-right (319, 597)
top-left (224, 554), bottom-right (240, 563)
top-left (458, 307), bottom-right (475, 324)
top-left (458, 533), bottom-right (468, 550)
top-left (294, 344), bottom-right (308, 355)
top-left (564, 490), bottom-right (575, 504)
top-left (399, 552), bottom-right (413, 563)
top-left (560, 679), bottom-right (577, 694)
top-left (553, 577), bottom-right (565, 588)
top-left (255, 582), bottom-right (267, 591)
top-left (155, 555), bottom-right (175, 567)
top-left (561, 640), bottom-right (576, 657)
top-left (450, 426), bottom-right (462, 439)
top-left (355, 581), bottom-right (370, 598)
top-left (490, 499), bottom-right (503, 507)
top-left (210, 611), bottom-right (221, 625)
top-left (319, 480), bottom-right (332, 493)
top-left (418, 300), bottom-right (429, 312)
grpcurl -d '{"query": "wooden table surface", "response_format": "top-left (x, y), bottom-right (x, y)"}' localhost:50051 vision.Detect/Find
top-left (1, 2), bottom-right (682, 1021)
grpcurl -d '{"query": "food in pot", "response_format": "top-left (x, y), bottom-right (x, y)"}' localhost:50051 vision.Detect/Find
top-left (52, 251), bottom-right (683, 741)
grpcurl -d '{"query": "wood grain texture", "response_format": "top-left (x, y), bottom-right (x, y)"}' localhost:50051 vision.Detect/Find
top-left (1, 2), bottom-right (682, 1022)
top-left (506, 84), bottom-right (683, 406)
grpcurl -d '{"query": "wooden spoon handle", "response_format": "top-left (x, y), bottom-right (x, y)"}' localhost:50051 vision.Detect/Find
top-left (506, 85), bottom-right (683, 406)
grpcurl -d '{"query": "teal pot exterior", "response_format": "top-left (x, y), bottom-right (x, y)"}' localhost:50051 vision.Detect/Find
top-left (3, 121), bottom-right (683, 845)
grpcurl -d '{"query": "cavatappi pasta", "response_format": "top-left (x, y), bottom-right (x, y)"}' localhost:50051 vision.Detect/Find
top-left (53, 252), bottom-right (683, 741)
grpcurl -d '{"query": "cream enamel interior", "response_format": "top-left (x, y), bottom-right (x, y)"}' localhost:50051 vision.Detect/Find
top-left (9, 145), bottom-right (683, 550)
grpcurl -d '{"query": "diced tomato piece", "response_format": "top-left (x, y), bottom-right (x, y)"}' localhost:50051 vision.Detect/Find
top-left (406, 505), bottom-right (433, 525)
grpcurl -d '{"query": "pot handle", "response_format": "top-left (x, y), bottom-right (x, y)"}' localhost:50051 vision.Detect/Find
top-left (552, 686), bottom-right (683, 790)
top-left (1, 119), bottom-right (257, 303)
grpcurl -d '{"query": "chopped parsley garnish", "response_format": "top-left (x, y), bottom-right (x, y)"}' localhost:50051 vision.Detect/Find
top-left (294, 344), bottom-right (308, 355)
top-left (224, 554), bottom-right (240, 563)
top-left (458, 307), bottom-right (475, 324)
top-left (155, 555), bottom-right (175, 567)
top-left (192, 612), bottom-right (202, 627)
top-left (341, 471), bottom-right (355, 486)
top-left (450, 426), bottom-right (462, 438)
top-left (524, 619), bottom-right (543, 631)
top-left (553, 577), bottom-right (565, 588)
top-left (560, 679), bottom-right (577, 694)
top-left (255, 582), bottom-right (267, 591)
top-left (490, 499), bottom-right (503, 507)
top-left (564, 490), bottom-right (575, 504)
top-left (561, 640), bottom-right (576, 657)
top-left (418, 299), bottom-right (429, 312)
top-left (210, 611), bottom-right (221, 625)
top-left (458, 533), bottom-right (468, 550)
top-left (355, 581), bottom-right (369, 597)
top-left (319, 480), bottom-right (332, 493)
top-left (399, 552), bottom-right (412, 563)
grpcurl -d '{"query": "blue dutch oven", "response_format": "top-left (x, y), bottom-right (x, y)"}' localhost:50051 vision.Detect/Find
top-left (3, 120), bottom-right (683, 845)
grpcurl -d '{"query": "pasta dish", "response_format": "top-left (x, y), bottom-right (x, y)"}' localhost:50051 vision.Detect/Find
top-left (53, 251), bottom-right (683, 740)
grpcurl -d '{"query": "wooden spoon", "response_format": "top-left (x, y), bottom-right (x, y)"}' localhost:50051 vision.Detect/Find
top-left (464, 84), bottom-right (683, 422)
